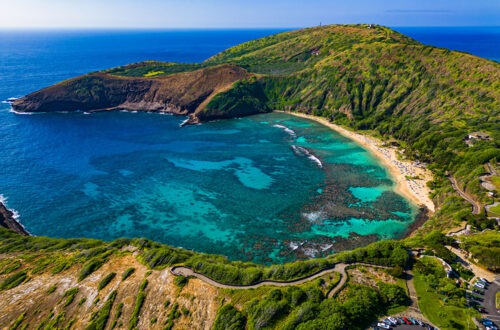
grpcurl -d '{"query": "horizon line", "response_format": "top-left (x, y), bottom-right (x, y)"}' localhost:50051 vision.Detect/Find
top-left (0, 24), bottom-right (499, 31)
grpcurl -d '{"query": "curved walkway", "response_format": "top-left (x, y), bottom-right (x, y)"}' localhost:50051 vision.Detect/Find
top-left (171, 264), bottom-right (344, 290)
top-left (486, 163), bottom-right (498, 176)
top-left (171, 263), bottom-right (393, 298)
top-left (448, 176), bottom-right (481, 214)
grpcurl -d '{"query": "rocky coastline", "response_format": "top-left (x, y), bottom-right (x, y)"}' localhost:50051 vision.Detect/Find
top-left (11, 65), bottom-right (253, 125)
top-left (403, 207), bottom-right (430, 238)
top-left (0, 201), bottom-right (30, 236)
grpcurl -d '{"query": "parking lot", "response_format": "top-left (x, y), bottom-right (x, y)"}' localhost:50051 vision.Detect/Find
top-left (372, 316), bottom-right (435, 330)
top-left (483, 276), bottom-right (500, 323)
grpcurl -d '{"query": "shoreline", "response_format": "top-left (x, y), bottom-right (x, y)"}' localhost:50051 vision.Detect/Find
top-left (277, 111), bottom-right (435, 213)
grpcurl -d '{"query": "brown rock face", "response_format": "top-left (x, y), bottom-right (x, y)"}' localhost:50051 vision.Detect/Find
top-left (0, 202), bottom-right (29, 235)
top-left (12, 64), bottom-right (251, 122)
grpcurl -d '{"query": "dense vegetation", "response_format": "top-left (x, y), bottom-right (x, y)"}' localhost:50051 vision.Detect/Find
top-left (413, 257), bottom-right (478, 329)
top-left (334, 240), bottom-right (409, 267)
top-left (460, 231), bottom-right (500, 272)
top-left (215, 279), bottom-right (410, 330)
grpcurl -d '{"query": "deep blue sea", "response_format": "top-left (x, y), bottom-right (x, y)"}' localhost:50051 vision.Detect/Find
top-left (0, 27), bottom-right (498, 263)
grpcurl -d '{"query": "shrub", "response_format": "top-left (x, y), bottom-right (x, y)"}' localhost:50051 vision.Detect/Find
top-left (174, 275), bottom-right (188, 288)
top-left (86, 290), bottom-right (118, 330)
top-left (78, 257), bottom-right (107, 282)
top-left (98, 272), bottom-right (116, 291)
top-left (122, 267), bottom-right (135, 281)
top-left (213, 305), bottom-right (246, 330)
top-left (0, 271), bottom-right (28, 290)
top-left (62, 287), bottom-right (79, 307)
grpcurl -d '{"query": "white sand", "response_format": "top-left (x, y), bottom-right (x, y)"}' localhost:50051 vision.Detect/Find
top-left (279, 111), bottom-right (435, 212)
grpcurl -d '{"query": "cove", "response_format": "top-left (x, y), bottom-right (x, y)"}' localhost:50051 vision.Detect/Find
top-left (1, 110), bottom-right (417, 264)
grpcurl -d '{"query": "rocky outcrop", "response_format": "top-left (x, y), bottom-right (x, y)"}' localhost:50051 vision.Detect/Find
top-left (0, 201), bottom-right (29, 235)
top-left (12, 64), bottom-right (252, 123)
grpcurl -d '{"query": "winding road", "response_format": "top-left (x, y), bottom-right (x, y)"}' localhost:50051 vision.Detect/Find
top-left (448, 176), bottom-right (481, 214)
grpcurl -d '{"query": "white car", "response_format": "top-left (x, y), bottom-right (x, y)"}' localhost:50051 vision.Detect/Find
top-left (388, 317), bottom-right (398, 325)
top-left (377, 323), bottom-right (390, 329)
top-left (475, 283), bottom-right (485, 289)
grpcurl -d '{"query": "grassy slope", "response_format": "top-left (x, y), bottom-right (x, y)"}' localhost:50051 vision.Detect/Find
top-left (0, 228), bottom-right (411, 330)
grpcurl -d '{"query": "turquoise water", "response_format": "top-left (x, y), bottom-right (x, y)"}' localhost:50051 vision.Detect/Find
top-left (0, 110), bottom-right (417, 263)
top-left (5, 27), bottom-right (496, 263)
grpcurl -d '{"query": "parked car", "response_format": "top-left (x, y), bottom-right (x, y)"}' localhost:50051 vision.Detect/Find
top-left (479, 277), bottom-right (490, 283)
top-left (482, 319), bottom-right (493, 327)
top-left (388, 317), bottom-right (398, 325)
top-left (478, 307), bottom-right (487, 313)
top-left (377, 322), bottom-right (390, 329)
top-left (402, 317), bottom-right (412, 325)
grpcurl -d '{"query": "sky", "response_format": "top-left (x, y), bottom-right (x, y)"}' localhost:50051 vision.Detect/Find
top-left (0, 0), bottom-right (498, 29)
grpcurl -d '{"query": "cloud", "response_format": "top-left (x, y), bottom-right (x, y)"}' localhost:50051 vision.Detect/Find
top-left (386, 9), bottom-right (451, 13)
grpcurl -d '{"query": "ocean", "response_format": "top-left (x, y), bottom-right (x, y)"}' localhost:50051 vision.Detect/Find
top-left (0, 27), bottom-right (498, 263)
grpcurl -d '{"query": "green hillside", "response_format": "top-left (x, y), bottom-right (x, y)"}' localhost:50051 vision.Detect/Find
top-left (202, 24), bottom-right (500, 231)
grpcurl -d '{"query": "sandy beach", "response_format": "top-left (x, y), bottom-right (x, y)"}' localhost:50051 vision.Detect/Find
top-left (278, 111), bottom-right (435, 213)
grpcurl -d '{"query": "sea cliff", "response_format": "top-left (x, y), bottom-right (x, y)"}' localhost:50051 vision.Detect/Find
top-left (0, 201), bottom-right (29, 236)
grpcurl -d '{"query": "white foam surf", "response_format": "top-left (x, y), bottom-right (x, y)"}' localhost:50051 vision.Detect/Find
top-left (289, 241), bottom-right (305, 251)
top-left (303, 247), bottom-right (318, 258)
top-left (320, 244), bottom-right (333, 252)
top-left (9, 108), bottom-right (38, 115)
top-left (290, 145), bottom-right (323, 168)
top-left (273, 124), bottom-right (296, 137)
top-left (302, 210), bottom-right (325, 223)
top-left (3, 97), bottom-right (19, 104)
top-left (179, 118), bottom-right (190, 127)
top-left (0, 194), bottom-right (29, 234)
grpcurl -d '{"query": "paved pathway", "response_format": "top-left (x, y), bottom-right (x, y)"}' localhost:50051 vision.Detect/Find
top-left (171, 263), bottom-right (390, 296)
top-left (446, 245), bottom-right (497, 282)
top-left (448, 176), bottom-right (481, 214)
top-left (486, 163), bottom-right (498, 176)
top-left (171, 264), bottom-right (343, 290)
